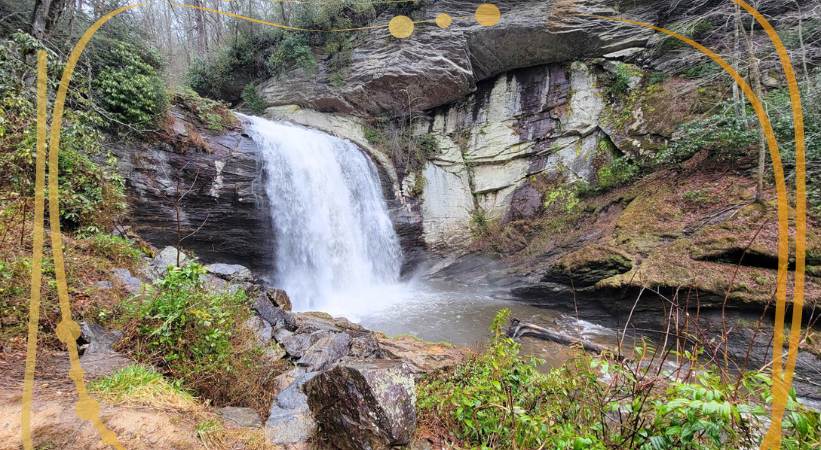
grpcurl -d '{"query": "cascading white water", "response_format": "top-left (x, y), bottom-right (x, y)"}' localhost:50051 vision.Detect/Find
top-left (242, 115), bottom-right (403, 314)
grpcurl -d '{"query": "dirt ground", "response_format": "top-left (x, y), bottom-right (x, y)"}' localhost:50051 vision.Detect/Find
top-left (0, 350), bottom-right (270, 450)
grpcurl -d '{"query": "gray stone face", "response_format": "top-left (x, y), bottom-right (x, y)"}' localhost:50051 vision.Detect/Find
top-left (218, 406), bottom-right (262, 428)
top-left (264, 405), bottom-right (315, 445)
top-left (279, 331), bottom-right (330, 359)
top-left (264, 370), bottom-right (320, 445)
top-left (244, 315), bottom-right (272, 346)
top-left (305, 360), bottom-right (416, 450)
top-left (205, 263), bottom-right (253, 282)
top-left (258, 0), bottom-right (651, 117)
top-left (113, 107), bottom-right (274, 274)
top-left (150, 246), bottom-right (188, 275)
top-left (296, 332), bottom-right (352, 372)
top-left (111, 268), bottom-right (142, 294)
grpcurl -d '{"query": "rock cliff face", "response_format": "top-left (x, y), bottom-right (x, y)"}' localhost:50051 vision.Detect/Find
top-left (265, 59), bottom-right (613, 250)
top-left (114, 107), bottom-right (275, 274)
top-left (259, 0), bottom-right (654, 117)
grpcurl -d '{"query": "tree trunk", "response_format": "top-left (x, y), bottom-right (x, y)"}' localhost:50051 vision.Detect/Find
top-left (745, 20), bottom-right (768, 202)
top-left (30, 0), bottom-right (54, 39)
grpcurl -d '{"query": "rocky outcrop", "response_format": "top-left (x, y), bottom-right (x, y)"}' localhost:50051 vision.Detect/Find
top-left (258, 0), bottom-right (652, 117)
top-left (114, 107), bottom-right (275, 274)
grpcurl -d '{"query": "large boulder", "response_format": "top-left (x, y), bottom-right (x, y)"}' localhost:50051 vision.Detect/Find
top-left (305, 360), bottom-right (416, 450)
top-left (296, 332), bottom-right (351, 371)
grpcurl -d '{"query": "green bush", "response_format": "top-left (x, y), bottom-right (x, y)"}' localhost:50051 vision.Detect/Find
top-left (87, 233), bottom-right (142, 266)
top-left (118, 262), bottom-right (284, 411)
top-left (418, 310), bottom-right (821, 449)
top-left (596, 157), bottom-right (640, 191)
top-left (188, 30), bottom-right (281, 103)
top-left (93, 40), bottom-right (167, 127)
top-left (172, 88), bottom-right (237, 132)
top-left (0, 32), bottom-right (126, 229)
top-left (126, 263), bottom-right (246, 373)
top-left (266, 34), bottom-right (316, 76)
top-left (241, 83), bottom-right (267, 115)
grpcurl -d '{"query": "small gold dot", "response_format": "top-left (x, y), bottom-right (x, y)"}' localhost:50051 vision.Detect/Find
top-left (389, 15), bottom-right (414, 39)
top-left (435, 13), bottom-right (453, 29)
top-left (475, 3), bottom-right (501, 27)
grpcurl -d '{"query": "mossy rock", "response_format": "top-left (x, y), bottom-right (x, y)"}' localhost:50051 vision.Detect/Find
top-left (541, 245), bottom-right (633, 288)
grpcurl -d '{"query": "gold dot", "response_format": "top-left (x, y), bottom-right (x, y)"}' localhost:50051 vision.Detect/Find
top-left (475, 3), bottom-right (501, 26)
top-left (389, 15), bottom-right (414, 39)
top-left (435, 13), bottom-right (453, 29)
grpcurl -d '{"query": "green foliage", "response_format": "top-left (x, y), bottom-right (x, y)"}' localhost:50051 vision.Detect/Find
top-left (0, 32), bottom-right (125, 229)
top-left (87, 233), bottom-right (142, 266)
top-left (656, 104), bottom-right (758, 165)
top-left (363, 125), bottom-right (385, 146)
top-left (241, 84), bottom-right (266, 115)
top-left (544, 185), bottom-right (582, 213)
top-left (469, 207), bottom-right (491, 238)
top-left (266, 34), bottom-right (316, 76)
top-left (418, 309), bottom-right (606, 449)
top-left (596, 157), bottom-right (640, 191)
top-left (172, 87), bottom-right (237, 132)
top-left (125, 263), bottom-right (248, 377)
top-left (89, 364), bottom-right (193, 405)
top-left (419, 310), bottom-right (821, 450)
top-left (93, 40), bottom-right (167, 127)
top-left (188, 30), bottom-right (281, 103)
top-left (608, 63), bottom-right (642, 96)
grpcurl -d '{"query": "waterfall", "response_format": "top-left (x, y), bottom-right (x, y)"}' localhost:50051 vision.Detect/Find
top-left (242, 115), bottom-right (402, 314)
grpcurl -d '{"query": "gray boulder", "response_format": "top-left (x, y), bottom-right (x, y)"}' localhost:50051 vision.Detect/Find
top-left (151, 246), bottom-right (188, 275)
top-left (279, 330), bottom-right (330, 359)
top-left (253, 292), bottom-right (297, 330)
top-left (266, 288), bottom-right (292, 311)
top-left (264, 370), bottom-right (319, 445)
top-left (111, 268), bottom-right (142, 294)
top-left (296, 332), bottom-right (352, 372)
top-left (244, 315), bottom-right (272, 346)
top-left (206, 263), bottom-right (253, 282)
top-left (305, 360), bottom-right (416, 450)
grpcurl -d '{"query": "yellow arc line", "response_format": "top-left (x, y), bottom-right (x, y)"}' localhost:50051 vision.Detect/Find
top-left (20, 50), bottom-right (49, 450)
top-left (39, 4), bottom-right (143, 448)
top-left (587, 12), bottom-right (793, 447)
top-left (728, 1), bottom-right (806, 448)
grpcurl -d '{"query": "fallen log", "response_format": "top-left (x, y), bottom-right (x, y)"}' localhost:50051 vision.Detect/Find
top-left (506, 318), bottom-right (623, 359)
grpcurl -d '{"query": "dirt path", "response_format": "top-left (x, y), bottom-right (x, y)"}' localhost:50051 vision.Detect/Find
top-left (0, 350), bottom-right (267, 450)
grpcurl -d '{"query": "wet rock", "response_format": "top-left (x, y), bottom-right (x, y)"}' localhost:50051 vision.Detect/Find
top-left (219, 406), bottom-right (262, 428)
top-left (253, 293), bottom-right (297, 330)
top-left (504, 183), bottom-right (543, 222)
top-left (296, 332), bottom-right (352, 371)
top-left (349, 333), bottom-right (383, 359)
top-left (377, 335), bottom-right (467, 374)
top-left (151, 246), bottom-right (188, 275)
top-left (264, 371), bottom-right (319, 445)
top-left (78, 322), bottom-right (131, 379)
top-left (206, 263), bottom-right (253, 282)
top-left (280, 331), bottom-right (331, 359)
top-left (266, 288), bottom-right (292, 311)
top-left (273, 327), bottom-right (294, 343)
top-left (244, 315), bottom-right (272, 346)
top-left (305, 360), bottom-right (416, 450)
top-left (113, 106), bottom-right (274, 274)
top-left (111, 268), bottom-right (142, 294)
